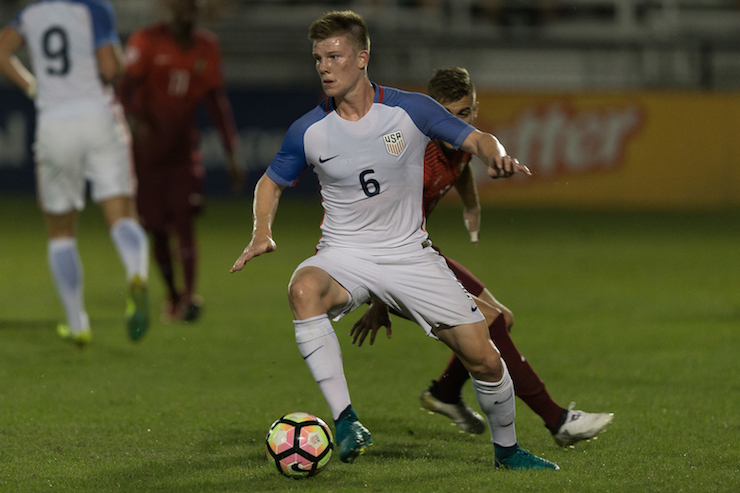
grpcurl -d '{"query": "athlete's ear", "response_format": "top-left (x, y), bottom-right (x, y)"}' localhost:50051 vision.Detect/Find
top-left (473, 99), bottom-right (480, 121)
top-left (358, 50), bottom-right (369, 70)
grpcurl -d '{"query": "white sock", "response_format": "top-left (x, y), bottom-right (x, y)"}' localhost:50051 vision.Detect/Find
top-left (294, 314), bottom-right (351, 421)
top-left (110, 218), bottom-right (149, 281)
top-left (48, 238), bottom-right (89, 334)
top-left (471, 359), bottom-right (517, 447)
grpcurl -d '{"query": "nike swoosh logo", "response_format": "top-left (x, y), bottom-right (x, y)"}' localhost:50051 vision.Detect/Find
top-left (302, 345), bottom-right (323, 360)
top-left (471, 305), bottom-right (478, 312)
top-left (494, 393), bottom-right (513, 405)
top-left (318, 155), bottom-right (339, 163)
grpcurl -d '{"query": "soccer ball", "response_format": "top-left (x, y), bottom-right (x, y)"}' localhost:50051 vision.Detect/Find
top-left (265, 412), bottom-right (334, 479)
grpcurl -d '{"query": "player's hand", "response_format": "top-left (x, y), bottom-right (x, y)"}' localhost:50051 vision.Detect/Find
top-left (350, 300), bottom-right (392, 347)
top-left (230, 234), bottom-right (276, 273)
top-left (226, 154), bottom-right (245, 193)
top-left (487, 155), bottom-right (531, 179)
top-left (463, 206), bottom-right (480, 245)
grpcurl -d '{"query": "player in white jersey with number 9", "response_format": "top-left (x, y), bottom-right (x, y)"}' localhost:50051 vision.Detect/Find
top-left (0, 0), bottom-right (150, 347)
top-left (230, 10), bottom-right (558, 471)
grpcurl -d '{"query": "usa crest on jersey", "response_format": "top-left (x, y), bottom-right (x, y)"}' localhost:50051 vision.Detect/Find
top-left (383, 130), bottom-right (405, 156)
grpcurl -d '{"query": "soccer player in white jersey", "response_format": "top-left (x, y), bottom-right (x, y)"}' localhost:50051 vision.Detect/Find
top-left (0, 0), bottom-right (150, 346)
top-left (230, 10), bottom-right (557, 470)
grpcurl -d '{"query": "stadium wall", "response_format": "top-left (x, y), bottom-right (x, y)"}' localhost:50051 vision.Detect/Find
top-left (1, 87), bottom-right (739, 209)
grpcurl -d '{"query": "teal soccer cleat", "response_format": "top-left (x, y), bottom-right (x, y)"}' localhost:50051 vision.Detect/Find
top-left (126, 275), bottom-right (150, 341)
top-left (495, 447), bottom-right (560, 471)
top-left (335, 407), bottom-right (373, 463)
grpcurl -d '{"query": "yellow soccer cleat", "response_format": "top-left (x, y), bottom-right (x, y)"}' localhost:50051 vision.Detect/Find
top-left (57, 324), bottom-right (92, 349)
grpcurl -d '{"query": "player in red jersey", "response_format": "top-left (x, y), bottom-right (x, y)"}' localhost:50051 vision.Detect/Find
top-left (351, 67), bottom-right (614, 447)
top-left (118, 0), bottom-right (242, 322)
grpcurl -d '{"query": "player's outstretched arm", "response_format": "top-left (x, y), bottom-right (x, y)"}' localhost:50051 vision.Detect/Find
top-left (350, 299), bottom-right (393, 347)
top-left (0, 27), bottom-right (36, 98)
top-left (230, 174), bottom-right (284, 273)
top-left (461, 129), bottom-right (531, 179)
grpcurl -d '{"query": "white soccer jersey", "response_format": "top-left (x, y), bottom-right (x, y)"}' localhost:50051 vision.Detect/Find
top-left (10, 0), bottom-right (120, 118)
top-left (267, 84), bottom-right (475, 256)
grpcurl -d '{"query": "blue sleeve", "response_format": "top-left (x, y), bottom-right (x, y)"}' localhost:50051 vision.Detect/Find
top-left (87, 0), bottom-right (120, 48)
top-left (266, 125), bottom-right (308, 188)
top-left (383, 87), bottom-right (474, 149)
top-left (266, 108), bottom-right (324, 187)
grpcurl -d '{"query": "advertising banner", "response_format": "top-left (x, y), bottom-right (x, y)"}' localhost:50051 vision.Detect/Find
top-left (471, 92), bottom-right (740, 209)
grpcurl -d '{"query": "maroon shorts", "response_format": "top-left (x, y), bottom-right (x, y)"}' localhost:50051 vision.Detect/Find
top-left (134, 149), bottom-right (204, 232)
top-left (440, 251), bottom-right (486, 297)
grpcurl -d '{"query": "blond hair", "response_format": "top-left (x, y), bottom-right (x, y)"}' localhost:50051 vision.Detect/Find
top-left (308, 10), bottom-right (370, 54)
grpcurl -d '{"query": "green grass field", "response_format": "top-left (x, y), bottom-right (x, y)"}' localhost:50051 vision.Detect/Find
top-left (1, 195), bottom-right (738, 492)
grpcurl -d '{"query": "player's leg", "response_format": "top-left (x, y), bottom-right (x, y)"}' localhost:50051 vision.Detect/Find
top-left (475, 289), bottom-right (614, 446)
top-left (171, 208), bottom-right (201, 321)
top-left (45, 211), bottom-right (91, 347)
top-left (151, 229), bottom-right (180, 319)
top-left (288, 263), bottom-right (372, 463)
top-left (391, 252), bottom-right (556, 470)
top-left (101, 195), bottom-right (149, 283)
top-left (477, 293), bottom-right (565, 432)
top-left (36, 116), bottom-right (90, 347)
top-left (419, 297), bottom-right (493, 434)
top-left (132, 147), bottom-right (180, 322)
top-left (436, 256), bottom-right (611, 442)
top-left (87, 109), bottom-right (151, 341)
top-left (169, 161), bottom-right (204, 322)
top-left (433, 321), bottom-right (558, 470)
top-left (424, 256), bottom-right (491, 420)
top-left (136, 161), bottom-right (175, 316)
top-left (100, 195), bottom-right (151, 340)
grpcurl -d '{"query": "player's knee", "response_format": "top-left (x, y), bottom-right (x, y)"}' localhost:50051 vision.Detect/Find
top-left (463, 345), bottom-right (504, 382)
top-left (288, 274), bottom-right (323, 310)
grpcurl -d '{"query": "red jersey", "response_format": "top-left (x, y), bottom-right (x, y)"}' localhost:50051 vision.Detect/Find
top-left (423, 139), bottom-right (473, 217)
top-left (121, 23), bottom-right (226, 156)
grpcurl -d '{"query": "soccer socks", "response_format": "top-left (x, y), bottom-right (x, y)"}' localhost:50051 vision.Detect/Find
top-left (435, 314), bottom-right (566, 431)
top-left (48, 238), bottom-right (89, 333)
top-left (471, 360), bottom-right (517, 448)
top-left (487, 313), bottom-right (565, 431)
top-left (294, 314), bottom-right (351, 421)
top-left (110, 218), bottom-right (149, 281)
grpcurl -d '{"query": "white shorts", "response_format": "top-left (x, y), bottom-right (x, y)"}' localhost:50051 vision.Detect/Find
top-left (34, 107), bottom-right (135, 214)
top-left (293, 246), bottom-right (485, 337)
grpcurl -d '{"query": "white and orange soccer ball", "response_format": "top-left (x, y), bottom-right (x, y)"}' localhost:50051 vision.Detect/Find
top-left (265, 412), bottom-right (334, 479)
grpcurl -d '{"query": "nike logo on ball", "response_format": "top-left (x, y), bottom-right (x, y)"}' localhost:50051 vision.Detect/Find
top-left (318, 155), bottom-right (339, 163)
